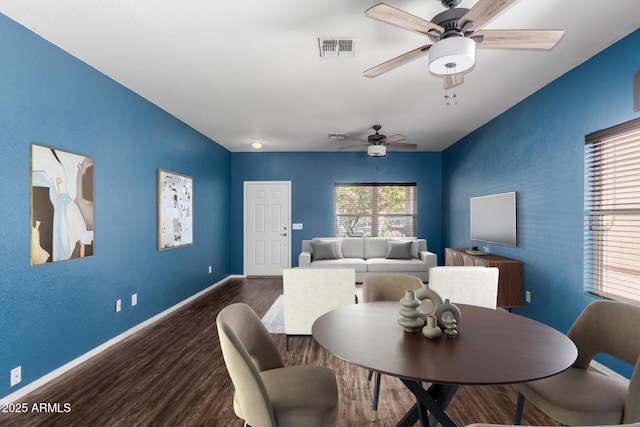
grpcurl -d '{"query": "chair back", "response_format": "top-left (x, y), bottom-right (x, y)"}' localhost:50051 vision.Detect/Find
top-left (428, 266), bottom-right (499, 309)
top-left (363, 274), bottom-right (423, 302)
top-left (567, 300), bottom-right (640, 423)
top-left (217, 303), bottom-right (285, 427)
top-left (283, 268), bottom-right (355, 335)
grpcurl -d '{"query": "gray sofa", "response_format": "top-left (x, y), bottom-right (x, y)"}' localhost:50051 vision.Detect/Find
top-left (298, 237), bottom-right (437, 282)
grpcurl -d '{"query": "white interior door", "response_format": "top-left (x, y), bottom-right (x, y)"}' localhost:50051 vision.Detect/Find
top-left (244, 181), bottom-right (291, 276)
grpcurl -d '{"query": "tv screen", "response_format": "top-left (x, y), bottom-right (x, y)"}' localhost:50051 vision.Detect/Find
top-left (470, 192), bottom-right (516, 247)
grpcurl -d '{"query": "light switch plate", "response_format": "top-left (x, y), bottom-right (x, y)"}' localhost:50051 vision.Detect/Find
top-left (292, 223), bottom-right (303, 230)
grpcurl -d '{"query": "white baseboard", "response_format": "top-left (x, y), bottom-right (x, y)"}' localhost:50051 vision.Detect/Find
top-left (0, 275), bottom-right (243, 405)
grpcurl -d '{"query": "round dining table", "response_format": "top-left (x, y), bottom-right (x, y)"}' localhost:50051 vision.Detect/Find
top-left (312, 301), bottom-right (577, 427)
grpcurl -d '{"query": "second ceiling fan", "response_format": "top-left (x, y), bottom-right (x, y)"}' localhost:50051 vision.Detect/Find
top-left (332, 125), bottom-right (417, 157)
top-left (364, 0), bottom-right (565, 89)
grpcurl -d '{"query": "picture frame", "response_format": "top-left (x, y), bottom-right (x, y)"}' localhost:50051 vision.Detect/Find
top-left (30, 143), bottom-right (95, 265)
top-left (157, 169), bottom-right (193, 250)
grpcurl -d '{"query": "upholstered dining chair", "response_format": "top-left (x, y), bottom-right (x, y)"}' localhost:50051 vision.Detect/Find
top-left (362, 274), bottom-right (424, 422)
top-left (514, 300), bottom-right (640, 425)
top-left (216, 303), bottom-right (339, 427)
top-left (427, 266), bottom-right (499, 309)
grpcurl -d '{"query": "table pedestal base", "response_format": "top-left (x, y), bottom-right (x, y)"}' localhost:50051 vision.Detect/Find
top-left (396, 380), bottom-right (459, 427)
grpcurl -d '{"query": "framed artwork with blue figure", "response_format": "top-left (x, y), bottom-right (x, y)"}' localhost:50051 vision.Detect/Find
top-left (30, 143), bottom-right (94, 265)
top-left (157, 169), bottom-right (193, 250)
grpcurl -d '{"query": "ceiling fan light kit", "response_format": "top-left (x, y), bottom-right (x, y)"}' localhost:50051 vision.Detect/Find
top-left (368, 145), bottom-right (387, 157)
top-left (363, 0), bottom-right (565, 87)
top-left (428, 36), bottom-right (476, 75)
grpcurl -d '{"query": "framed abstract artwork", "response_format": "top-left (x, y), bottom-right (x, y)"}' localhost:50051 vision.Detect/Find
top-left (30, 143), bottom-right (94, 265)
top-left (158, 169), bottom-right (193, 250)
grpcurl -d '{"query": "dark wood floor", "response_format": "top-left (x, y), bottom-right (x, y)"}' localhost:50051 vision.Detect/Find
top-left (0, 277), bottom-right (559, 426)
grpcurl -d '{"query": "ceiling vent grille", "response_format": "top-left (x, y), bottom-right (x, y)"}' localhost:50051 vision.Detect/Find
top-left (318, 38), bottom-right (356, 57)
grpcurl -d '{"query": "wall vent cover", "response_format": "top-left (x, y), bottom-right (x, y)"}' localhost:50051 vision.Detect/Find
top-left (318, 38), bottom-right (356, 57)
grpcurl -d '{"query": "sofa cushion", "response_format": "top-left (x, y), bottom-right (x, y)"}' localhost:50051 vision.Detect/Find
top-left (309, 258), bottom-right (368, 272)
top-left (386, 240), bottom-right (413, 259)
top-left (364, 238), bottom-right (392, 259)
top-left (367, 258), bottom-right (428, 273)
top-left (340, 238), bottom-right (365, 259)
top-left (310, 241), bottom-right (339, 261)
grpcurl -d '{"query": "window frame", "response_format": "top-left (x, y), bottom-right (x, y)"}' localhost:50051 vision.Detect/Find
top-left (584, 116), bottom-right (640, 304)
top-left (334, 182), bottom-right (417, 238)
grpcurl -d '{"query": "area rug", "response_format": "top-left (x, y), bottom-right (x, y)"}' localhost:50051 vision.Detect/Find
top-left (261, 286), bottom-right (362, 334)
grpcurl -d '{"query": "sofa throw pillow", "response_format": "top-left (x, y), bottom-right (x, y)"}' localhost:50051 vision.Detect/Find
top-left (386, 240), bottom-right (413, 259)
top-left (311, 241), bottom-right (338, 261)
top-left (313, 238), bottom-right (343, 258)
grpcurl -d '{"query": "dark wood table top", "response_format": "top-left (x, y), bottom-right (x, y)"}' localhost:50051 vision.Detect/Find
top-left (312, 301), bottom-right (577, 385)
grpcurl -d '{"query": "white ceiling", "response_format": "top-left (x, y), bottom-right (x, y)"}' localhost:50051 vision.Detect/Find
top-left (1, 0), bottom-right (639, 152)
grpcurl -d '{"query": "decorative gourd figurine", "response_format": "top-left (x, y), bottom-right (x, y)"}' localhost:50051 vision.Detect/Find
top-left (422, 315), bottom-right (442, 339)
top-left (415, 281), bottom-right (443, 319)
top-left (443, 318), bottom-right (458, 339)
top-left (434, 298), bottom-right (461, 329)
top-left (397, 290), bottom-right (425, 333)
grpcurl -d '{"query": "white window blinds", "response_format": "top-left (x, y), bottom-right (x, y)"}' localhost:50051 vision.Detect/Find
top-left (584, 117), bottom-right (640, 303)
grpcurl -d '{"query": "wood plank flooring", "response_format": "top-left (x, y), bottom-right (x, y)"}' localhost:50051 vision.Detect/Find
top-left (0, 277), bottom-right (559, 426)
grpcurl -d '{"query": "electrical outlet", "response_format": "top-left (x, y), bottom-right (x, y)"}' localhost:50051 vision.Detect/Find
top-left (131, 293), bottom-right (138, 306)
top-left (525, 291), bottom-right (531, 303)
top-left (115, 299), bottom-right (122, 312)
top-left (208, 265), bottom-right (212, 274)
top-left (10, 366), bottom-right (21, 387)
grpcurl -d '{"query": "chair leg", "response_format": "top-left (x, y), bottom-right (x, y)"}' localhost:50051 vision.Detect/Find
top-left (371, 371), bottom-right (382, 421)
top-left (514, 392), bottom-right (526, 425)
top-left (366, 369), bottom-right (374, 387)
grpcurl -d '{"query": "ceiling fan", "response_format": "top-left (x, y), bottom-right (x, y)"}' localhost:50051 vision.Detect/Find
top-left (364, 0), bottom-right (565, 89)
top-left (329, 125), bottom-right (417, 157)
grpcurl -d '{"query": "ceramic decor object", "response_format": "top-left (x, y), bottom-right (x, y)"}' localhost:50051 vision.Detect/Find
top-left (422, 315), bottom-right (442, 339)
top-left (415, 282), bottom-right (443, 319)
top-left (397, 290), bottom-right (424, 333)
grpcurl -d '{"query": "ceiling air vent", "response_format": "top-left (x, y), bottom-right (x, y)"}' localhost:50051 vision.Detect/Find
top-left (318, 38), bottom-right (356, 57)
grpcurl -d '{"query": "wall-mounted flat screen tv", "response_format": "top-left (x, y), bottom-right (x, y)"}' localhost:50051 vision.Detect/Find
top-left (470, 192), bottom-right (516, 246)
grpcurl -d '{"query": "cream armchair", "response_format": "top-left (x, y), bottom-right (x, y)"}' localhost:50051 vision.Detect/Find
top-left (283, 268), bottom-right (355, 349)
top-left (428, 266), bottom-right (499, 309)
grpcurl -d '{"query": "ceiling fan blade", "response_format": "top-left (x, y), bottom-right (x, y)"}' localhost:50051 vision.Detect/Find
top-left (475, 29), bottom-right (565, 50)
top-left (341, 136), bottom-right (368, 143)
top-left (363, 44), bottom-right (432, 78)
top-left (387, 142), bottom-right (418, 149)
top-left (339, 143), bottom-right (368, 150)
top-left (443, 73), bottom-right (464, 90)
top-left (365, 3), bottom-right (444, 37)
top-left (382, 134), bottom-right (407, 144)
top-left (459, 0), bottom-right (518, 31)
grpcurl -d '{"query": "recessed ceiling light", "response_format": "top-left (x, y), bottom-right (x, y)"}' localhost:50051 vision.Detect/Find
top-left (251, 141), bottom-right (263, 150)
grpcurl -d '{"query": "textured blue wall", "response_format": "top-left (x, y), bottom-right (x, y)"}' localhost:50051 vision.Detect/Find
top-left (231, 151), bottom-right (443, 273)
top-left (443, 29), bottom-right (640, 377)
top-left (0, 14), bottom-right (231, 399)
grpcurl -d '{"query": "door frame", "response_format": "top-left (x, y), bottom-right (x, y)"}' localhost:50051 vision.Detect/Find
top-left (243, 181), bottom-right (292, 276)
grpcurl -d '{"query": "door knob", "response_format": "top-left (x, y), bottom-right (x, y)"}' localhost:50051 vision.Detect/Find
top-left (280, 233), bottom-right (287, 237)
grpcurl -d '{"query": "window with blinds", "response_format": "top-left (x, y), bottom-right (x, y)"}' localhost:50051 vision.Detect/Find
top-left (584, 117), bottom-right (640, 303)
top-left (334, 183), bottom-right (416, 237)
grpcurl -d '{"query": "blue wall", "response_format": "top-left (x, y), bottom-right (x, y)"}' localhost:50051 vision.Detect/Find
top-left (231, 151), bottom-right (443, 273)
top-left (443, 29), bottom-right (640, 377)
top-left (0, 14), bottom-right (231, 399)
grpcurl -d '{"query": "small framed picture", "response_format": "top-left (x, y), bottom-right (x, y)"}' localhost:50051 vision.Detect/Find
top-left (158, 169), bottom-right (193, 250)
